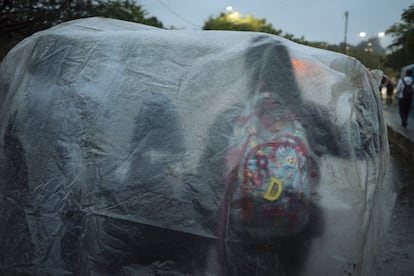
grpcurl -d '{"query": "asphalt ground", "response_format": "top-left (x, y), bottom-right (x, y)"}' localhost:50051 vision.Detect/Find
top-left (376, 94), bottom-right (414, 276)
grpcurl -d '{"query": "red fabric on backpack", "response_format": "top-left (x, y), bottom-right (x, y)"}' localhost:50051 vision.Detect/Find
top-left (223, 91), bottom-right (314, 238)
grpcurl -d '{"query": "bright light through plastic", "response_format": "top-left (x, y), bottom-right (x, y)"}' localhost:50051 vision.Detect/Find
top-left (378, 32), bottom-right (385, 38)
top-left (359, 32), bottom-right (366, 38)
top-left (226, 6), bottom-right (233, 11)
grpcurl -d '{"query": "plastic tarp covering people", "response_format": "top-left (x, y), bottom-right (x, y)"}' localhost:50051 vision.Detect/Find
top-left (0, 18), bottom-right (391, 275)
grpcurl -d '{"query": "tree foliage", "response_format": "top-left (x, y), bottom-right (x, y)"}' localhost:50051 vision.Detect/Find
top-left (385, 4), bottom-right (414, 71)
top-left (203, 12), bottom-right (282, 36)
top-left (0, 0), bottom-right (163, 59)
top-left (202, 12), bottom-right (388, 72)
top-left (205, 8), bottom-right (414, 81)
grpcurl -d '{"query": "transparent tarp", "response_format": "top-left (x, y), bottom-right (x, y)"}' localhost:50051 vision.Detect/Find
top-left (0, 18), bottom-right (390, 275)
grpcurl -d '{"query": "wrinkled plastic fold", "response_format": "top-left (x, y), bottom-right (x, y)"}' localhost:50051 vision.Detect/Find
top-left (0, 17), bottom-right (390, 275)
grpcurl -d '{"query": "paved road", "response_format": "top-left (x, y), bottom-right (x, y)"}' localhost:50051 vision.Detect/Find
top-left (382, 98), bottom-right (414, 160)
top-left (376, 97), bottom-right (414, 276)
top-left (376, 146), bottom-right (414, 276)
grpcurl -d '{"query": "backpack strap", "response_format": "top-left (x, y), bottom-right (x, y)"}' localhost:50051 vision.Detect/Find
top-left (402, 78), bottom-right (414, 87)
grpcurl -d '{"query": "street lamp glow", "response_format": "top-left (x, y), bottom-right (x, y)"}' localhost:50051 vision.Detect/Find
top-left (378, 32), bottom-right (385, 38)
top-left (226, 6), bottom-right (233, 12)
top-left (359, 32), bottom-right (367, 38)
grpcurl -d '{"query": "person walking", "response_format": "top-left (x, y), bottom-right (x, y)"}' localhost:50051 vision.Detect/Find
top-left (386, 78), bottom-right (395, 105)
top-left (396, 69), bottom-right (414, 128)
top-left (379, 76), bottom-right (387, 101)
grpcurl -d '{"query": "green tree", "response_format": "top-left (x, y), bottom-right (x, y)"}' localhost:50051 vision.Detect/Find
top-left (385, 4), bottom-right (414, 71)
top-left (0, 0), bottom-right (163, 60)
top-left (201, 12), bottom-right (387, 71)
top-left (202, 12), bottom-right (350, 54)
top-left (203, 12), bottom-right (282, 36)
top-left (344, 37), bottom-right (386, 70)
top-left (93, 0), bottom-right (163, 27)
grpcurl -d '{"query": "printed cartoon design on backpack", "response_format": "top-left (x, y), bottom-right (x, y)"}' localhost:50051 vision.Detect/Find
top-left (402, 78), bottom-right (414, 101)
top-left (224, 91), bottom-right (314, 238)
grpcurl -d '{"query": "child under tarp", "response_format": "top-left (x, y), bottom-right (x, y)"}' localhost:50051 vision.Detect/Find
top-left (0, 17), bottom-right (391, 276)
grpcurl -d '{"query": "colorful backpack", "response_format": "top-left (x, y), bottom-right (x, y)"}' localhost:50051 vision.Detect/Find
top-left (224, 92), bottom-right (314, 238)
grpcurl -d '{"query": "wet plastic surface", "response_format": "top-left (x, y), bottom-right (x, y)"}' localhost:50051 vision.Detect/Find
top-left (0, 18), bottom-right (391, 275)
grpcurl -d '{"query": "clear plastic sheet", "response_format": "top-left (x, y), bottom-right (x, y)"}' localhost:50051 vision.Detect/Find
top-left (0, 18), bottom-right (391, 275)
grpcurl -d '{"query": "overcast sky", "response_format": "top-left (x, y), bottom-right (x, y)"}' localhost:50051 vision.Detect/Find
top-left (135, 0), bottom-right (412, 48)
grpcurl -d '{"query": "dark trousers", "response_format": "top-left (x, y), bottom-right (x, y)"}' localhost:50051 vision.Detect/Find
top-left (399, 98), bottom-right (412, 127)
top-left (386, 93), bottom-right (393, 105)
